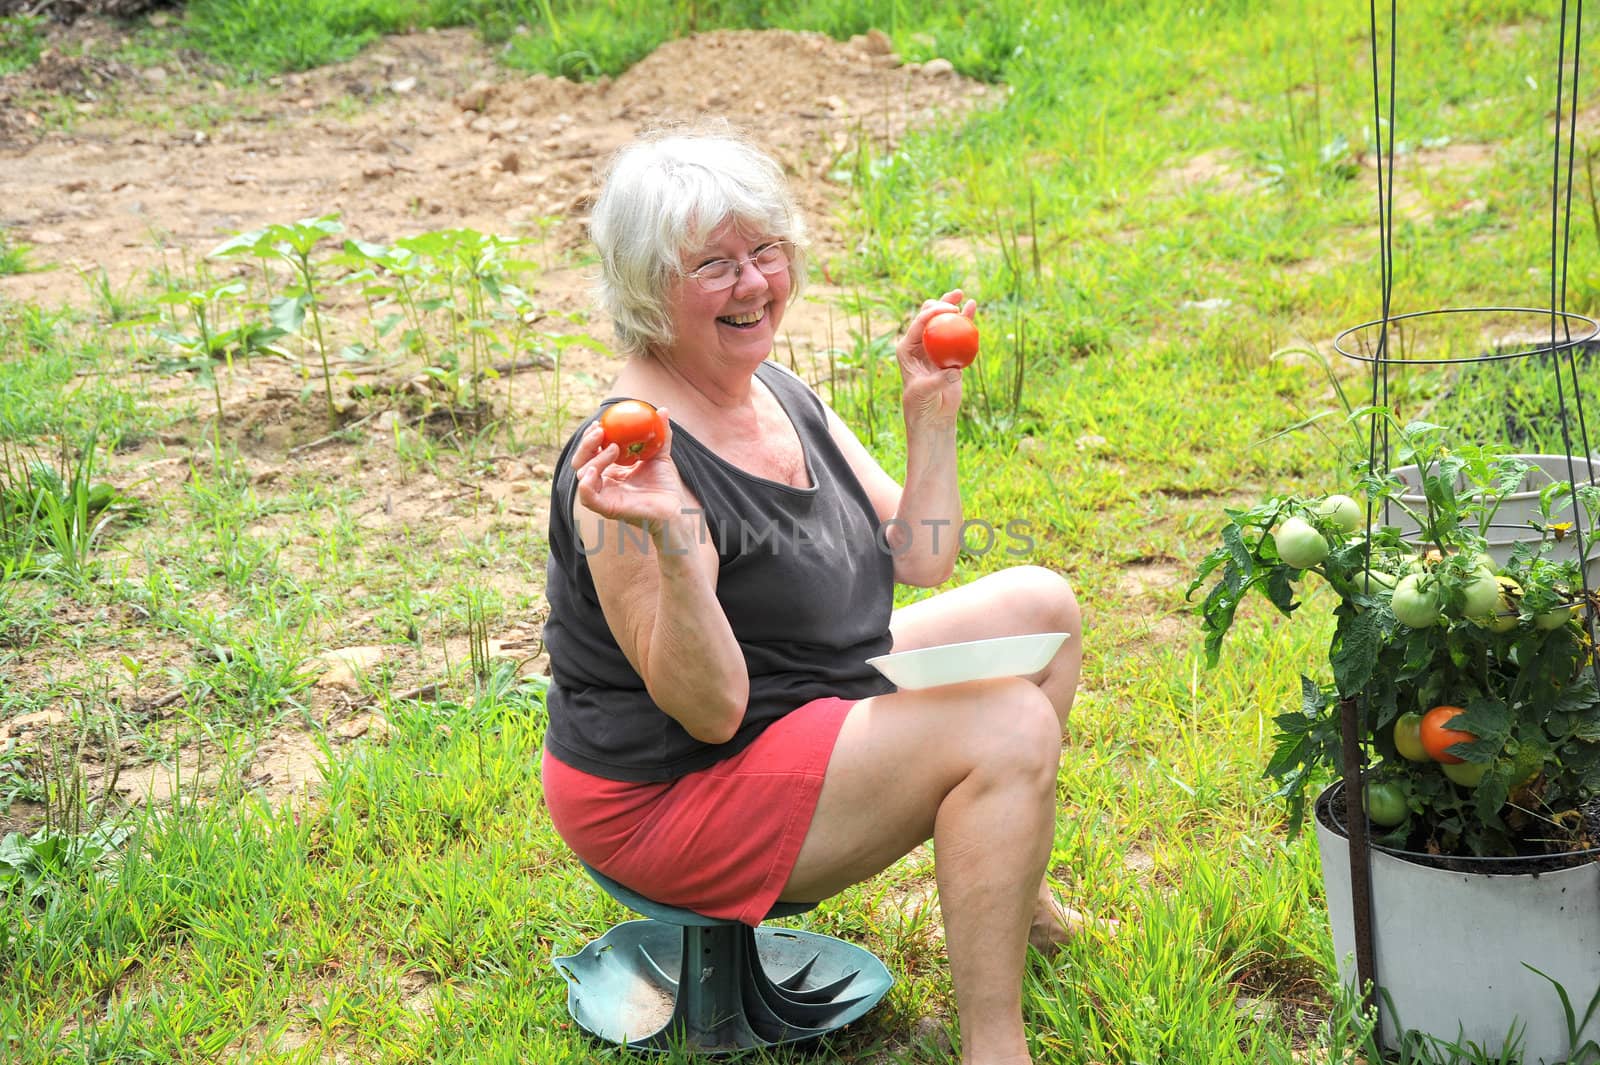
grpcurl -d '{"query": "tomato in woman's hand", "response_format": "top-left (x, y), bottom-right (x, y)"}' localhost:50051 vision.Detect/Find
top-left (599, 399), bottom-right (668, 466)
top-left (922, 312), bottom-right (980, 369)
top-left (1420, 705), bottom-right (1476, 764)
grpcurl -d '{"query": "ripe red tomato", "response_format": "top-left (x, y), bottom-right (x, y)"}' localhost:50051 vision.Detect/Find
top-left (922, 312), bottom-right (980, 369)
top-left (1420, 705), bottom-right (1476, 764)
top-left (599, 399), bottom-right (667, 466)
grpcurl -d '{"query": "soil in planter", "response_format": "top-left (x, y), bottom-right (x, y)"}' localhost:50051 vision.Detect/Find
top-left (1320, 781), bottom-right (1600, 875)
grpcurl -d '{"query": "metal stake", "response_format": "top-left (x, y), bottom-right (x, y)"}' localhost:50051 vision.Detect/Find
top-left (1338, 696), bottom-right (1377, 1021)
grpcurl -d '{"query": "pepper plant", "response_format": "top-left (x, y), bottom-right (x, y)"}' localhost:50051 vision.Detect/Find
top-left (1189, 419), bottom-right (1600, 859)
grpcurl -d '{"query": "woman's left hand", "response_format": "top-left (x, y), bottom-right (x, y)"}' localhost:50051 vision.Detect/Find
top-left (897, 289), bottom-right (973, 426)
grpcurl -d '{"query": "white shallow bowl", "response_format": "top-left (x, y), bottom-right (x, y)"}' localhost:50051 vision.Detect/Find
top-left (866, 632), bottom-right (1071, 691)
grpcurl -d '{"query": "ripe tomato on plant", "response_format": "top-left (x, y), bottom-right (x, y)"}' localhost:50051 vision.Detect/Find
top-left (922, 312), bottom-right (980, 369)
top-left (599, 400), bottom-right (668, 467)
top-left (1420, 705), bottom-right (1476, 764)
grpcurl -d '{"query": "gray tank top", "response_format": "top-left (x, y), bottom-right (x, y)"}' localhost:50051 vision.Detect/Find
top-left (542, 361), bottom-right (896, 782)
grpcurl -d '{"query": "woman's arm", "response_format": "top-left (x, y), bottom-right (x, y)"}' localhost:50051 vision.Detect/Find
top-left (570, 418), bottom-right (750, 743)
top-left (825, 291), bottom-right (971, 587)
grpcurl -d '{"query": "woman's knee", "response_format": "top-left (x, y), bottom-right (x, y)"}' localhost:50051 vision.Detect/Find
top-left (1020, 565), bottom-right (1081, 632)
top-left (970, 678), bottom-right (1062, 784)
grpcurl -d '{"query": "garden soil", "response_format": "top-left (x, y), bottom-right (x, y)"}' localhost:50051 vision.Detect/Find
top-left (0, 23), bottom-right (995, 820)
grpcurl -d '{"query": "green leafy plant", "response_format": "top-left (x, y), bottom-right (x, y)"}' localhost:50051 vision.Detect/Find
top-left (154, 278), bottom-right (289, 452)
top-left (341, 227), bottom-right (547, 437)
top-left (0, 822), bottom-right (132, 905)
top-left (0, 227), bottom-right (32, 276)
top-left (210, 214), bottom-right (345, 427)
top-left (1189, 419), bottom-right (1600, 859)
top-left (0, 434), bottom-right (135, 585)
top-left (0, 15), bottom-right (43, 77)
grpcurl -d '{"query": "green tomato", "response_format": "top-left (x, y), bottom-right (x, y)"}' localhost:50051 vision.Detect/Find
top-left (1316, 494), bottom-right (1363, 535)
top-left (1393, 712), bottom-right (1430, 762)
top-left (1360, 568), bottom-right (1398, 594)
top-left (1482, 575), bottom-right (1522, 633)
top-left (1391, 573), bottom-right (1441, 628)
top-left (1363, 781), bottom-right (1409, 826)
top-left (1273, 515), bottom-right (1330, 569)
top-left (1442, 760), bottom-right (1489, 788)
top-left (1535, 603), bottom-right (1577, 630)
top-left (1458, 572), bottom-right (1502, 620)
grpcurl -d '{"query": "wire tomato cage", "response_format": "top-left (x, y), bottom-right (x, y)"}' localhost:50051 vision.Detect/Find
top-left (1332, 0), bottom-right (1600, 1028)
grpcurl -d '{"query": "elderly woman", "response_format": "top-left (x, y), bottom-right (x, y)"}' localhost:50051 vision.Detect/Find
top-left (541, 127), bottom-right (1090, 1065)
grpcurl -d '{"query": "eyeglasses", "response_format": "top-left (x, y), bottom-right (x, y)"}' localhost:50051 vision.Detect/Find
top-left (683, 241), bottom-right (792, 293)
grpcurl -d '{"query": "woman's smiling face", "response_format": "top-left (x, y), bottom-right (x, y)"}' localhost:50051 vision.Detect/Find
top-left (663, 220), bottom-right (791, 369)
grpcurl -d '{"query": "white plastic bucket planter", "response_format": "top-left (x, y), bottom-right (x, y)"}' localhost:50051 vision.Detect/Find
top-left (1316, 783), bottom-right (1600, 1061)
top-left (1386, 454), bottom-right (1599, 580)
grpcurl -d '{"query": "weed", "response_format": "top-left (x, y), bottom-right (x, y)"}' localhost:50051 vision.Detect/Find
top-left (0, 433), bottom-right (134, 586)
top-left (0, 822), bottom-right (133, 905)
top-left (0, 227), bottom-right (32, 276)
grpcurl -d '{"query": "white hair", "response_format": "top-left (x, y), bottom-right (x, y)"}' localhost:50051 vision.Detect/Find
top-left (588, 128), bottom-right (808, 357)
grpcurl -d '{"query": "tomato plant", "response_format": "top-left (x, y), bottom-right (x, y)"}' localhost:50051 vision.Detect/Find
top-left (1363, 780), bottom-right (1409, 826)
top-left (599, 399), bottom-right (668, 467)
top-left (922, 312), bottom-right (979, 369)
top-left (1187, 421), bottom-right (1600, 859)
top-left (1536, 603), bottom-right (1577, 629)
top-left (1420, 705), bottom-right (1476, 764)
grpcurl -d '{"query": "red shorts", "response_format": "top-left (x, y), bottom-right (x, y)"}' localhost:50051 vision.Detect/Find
top-left (541, 696), bottom-right (857, 927)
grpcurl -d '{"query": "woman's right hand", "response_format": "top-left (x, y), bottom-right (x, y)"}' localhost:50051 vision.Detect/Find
top-left (572, 409), bottom-right (746, 739)
top-left (572, 412), bottom-right (688, 537)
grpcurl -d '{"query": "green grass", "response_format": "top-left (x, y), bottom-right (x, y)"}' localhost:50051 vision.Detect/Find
top-left (0, 229), bottom-right (34, 277)
top-left (0, 15), bottom-right (45, 77)
top-left (4, 1), bottom-right (1600, 1062)
top-left (158, 0), bottom-right (1040, 82)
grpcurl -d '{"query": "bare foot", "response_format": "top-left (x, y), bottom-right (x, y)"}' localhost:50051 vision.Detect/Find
top-left (1028, 881), bottom-right (1119, 955)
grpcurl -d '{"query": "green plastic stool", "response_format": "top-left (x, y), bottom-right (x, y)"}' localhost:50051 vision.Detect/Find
top-left (553, 863), bottom-right (893, 1054)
